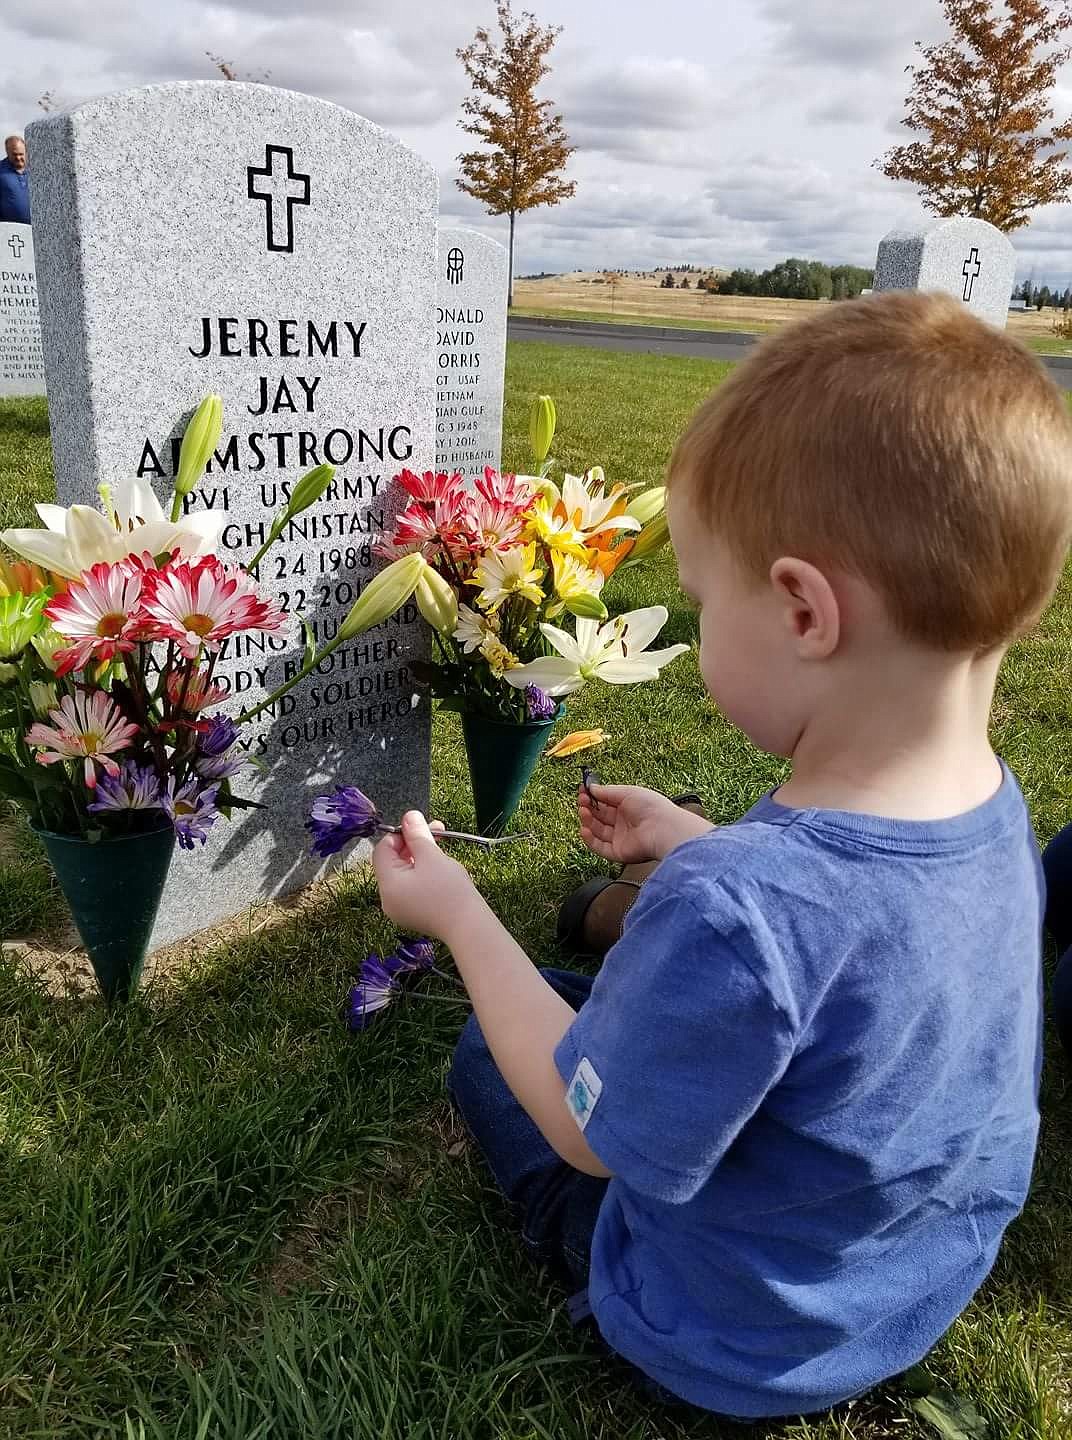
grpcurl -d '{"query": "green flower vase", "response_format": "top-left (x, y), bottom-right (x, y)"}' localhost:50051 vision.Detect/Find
top-left (33, 821), bottom-right (176, 1004)
top-left (460, 708), bottom-right (560, 837)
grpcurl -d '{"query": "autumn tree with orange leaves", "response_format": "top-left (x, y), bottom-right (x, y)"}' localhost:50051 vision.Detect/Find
top-left (880, 0), bottom-right (1072, 230)
top-left (456, 2), bottom-right (576, 305)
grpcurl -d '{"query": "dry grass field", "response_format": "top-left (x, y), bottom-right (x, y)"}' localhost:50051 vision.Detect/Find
top-left (513, 271), bottom-right (1070, 352)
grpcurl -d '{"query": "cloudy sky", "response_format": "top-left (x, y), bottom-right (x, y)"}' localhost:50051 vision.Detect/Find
top-left (3, 0), bottom-right (1071, 284)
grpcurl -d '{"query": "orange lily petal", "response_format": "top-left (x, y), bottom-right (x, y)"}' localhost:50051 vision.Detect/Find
top-left (546, 729), bottom-right (607, 759)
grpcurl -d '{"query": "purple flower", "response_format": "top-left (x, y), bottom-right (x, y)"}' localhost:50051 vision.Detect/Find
top-left (194, 714), bottom-right (245, 780)
top-left (346, 954), bottom-right (400, 1031)
top-left (382, 937), bottom-right (435, 976)
top-left (307, 785), bottom-right (381, 858)
top-left (524, 685), bottom-right (556, 722)
top-left (87, 761), bottom-right (163, 814)
top-left (161, 776), bottom-right (220, 850)
top-left (198, 713), bottom-right (240, 756)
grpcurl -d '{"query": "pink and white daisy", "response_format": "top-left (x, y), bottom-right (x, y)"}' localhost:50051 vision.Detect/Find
top-left (140, 557), bottom-right (285, 658)
top-left (45, 556), bottom-right (152, 677)
top-left (461, 469), bottom-right (534, 552)
top-left (398, 468), bottom-right (466, 509)
top-left (25, 690), bottom-right (140, 789)
top-left (391, 500), bottom-right (473, 563)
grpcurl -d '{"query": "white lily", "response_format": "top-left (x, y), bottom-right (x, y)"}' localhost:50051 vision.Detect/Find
top-left (2, 476), bottom-right (224, 580)
top-left (559, 471), bottom-right (641, 536)
top-left (506, 605), bottom-right (690, 697)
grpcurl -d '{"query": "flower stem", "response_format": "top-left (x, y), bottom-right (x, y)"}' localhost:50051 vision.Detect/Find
top-left (373, 821), bottom-right (531, 849)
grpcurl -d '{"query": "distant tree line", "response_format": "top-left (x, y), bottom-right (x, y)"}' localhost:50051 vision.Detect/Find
top-left (712, 258), bottom-right (874, 300)
top-left (1016, 280), bottom-right (1072, 312)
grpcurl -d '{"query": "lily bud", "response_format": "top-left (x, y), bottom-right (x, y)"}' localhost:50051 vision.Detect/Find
top-left (29, 680), bottom-right (58, 716)
top-left (628, 512), bottom-right (670, 560)
top-left (31, 627), bottom-right (65, 672)
top-left (336, 553), bottom-right (425, 642)
top-left (529, 395), bottom-right (557, 466)
top-left (285, 463), bottom-right (335, 519)
top-left (625, 486), bottom-right (666, 527)
top-left (174, 394), bottom-right (223, 500)
top-left (414, 566), bottom-right (459, 635)
top-left (564, 591), bottom-right (609, 621)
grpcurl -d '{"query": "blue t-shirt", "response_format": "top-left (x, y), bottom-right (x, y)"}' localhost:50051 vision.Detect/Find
top-left (0, 159), bottom-right (30, 224)
top-left (555, 764), bottom-right (1042, 1418)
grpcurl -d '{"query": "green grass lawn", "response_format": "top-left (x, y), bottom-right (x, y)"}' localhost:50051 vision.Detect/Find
top-left (1, 345), bottom-right (1071, 1438)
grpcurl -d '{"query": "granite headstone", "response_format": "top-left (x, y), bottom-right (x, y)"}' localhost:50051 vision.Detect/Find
top-left (873, 216), bottom-right (1017, 328)
top-left (436, 227), bottom-right (508, 480)
top-left (0, 223), bottom-right (45, 396)
top-left (27, 82), bottom-right (436, 946)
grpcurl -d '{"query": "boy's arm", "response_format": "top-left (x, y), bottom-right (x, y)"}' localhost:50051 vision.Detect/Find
top-left (443, 890), bottom-right (612, 1178)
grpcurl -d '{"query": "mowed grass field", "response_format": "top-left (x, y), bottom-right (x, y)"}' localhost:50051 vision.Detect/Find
top-left (513, 272), bottom-right (1072, 355)
top-left (0, 343), bottom-right (1071, 1438)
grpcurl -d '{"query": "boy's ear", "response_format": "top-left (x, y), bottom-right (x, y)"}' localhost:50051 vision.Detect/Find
top-left (769, 557), bottom-right (840, 659)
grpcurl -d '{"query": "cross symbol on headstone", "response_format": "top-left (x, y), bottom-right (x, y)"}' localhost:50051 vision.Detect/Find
top-left (962, 248), bottom-right (982, 303)
top-left (246, 145), bottom-right (311, 254)
top-left (7, 232), bottom-right (25, 259)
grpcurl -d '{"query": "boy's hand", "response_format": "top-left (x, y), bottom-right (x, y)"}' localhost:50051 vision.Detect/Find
top-left (579, 783), bottom-right (713, 864)
top-left (373, 811), bottom-right (482, 940)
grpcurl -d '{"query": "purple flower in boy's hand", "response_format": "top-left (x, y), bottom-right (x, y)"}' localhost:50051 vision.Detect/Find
top-left (307, 785), bottom-right (381, 857)
top-left (524, 684), bottom-right (556, 722)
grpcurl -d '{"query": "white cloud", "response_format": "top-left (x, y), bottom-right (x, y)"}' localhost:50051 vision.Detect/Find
top-left (1, 0), bottom-right (1071, 284)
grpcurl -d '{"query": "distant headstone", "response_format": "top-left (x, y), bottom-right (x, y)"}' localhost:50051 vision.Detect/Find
top-left (27, 82), bottom-right (436, 947)
top-left (0, 223), bottom-right (45, 396)
top-left (436, 227), bottom-right (508, 480)
top-left (873, 217), bottom-right (1017, 328)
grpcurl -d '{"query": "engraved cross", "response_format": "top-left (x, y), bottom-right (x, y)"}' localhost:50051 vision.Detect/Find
top-left (246, 145), bottom-right (311, 254)
top-left (962, 248), bottom-right (981, 303)
top-left (7, 232), bottom-right (25, 259)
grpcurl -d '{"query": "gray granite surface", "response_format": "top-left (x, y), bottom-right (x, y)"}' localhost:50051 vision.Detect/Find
top-left (0, 223), bottom-right (45, 396)
top-left (436, 227), bottom-right (508, 479)
top-left (873, 217), bottom-right (1017, 328)
top-left (27, 82), bottom-right (436, 947)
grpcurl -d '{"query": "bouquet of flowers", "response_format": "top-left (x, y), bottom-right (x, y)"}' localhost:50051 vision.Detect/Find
top-left (0, 395), bottom-right (361, 847)
top-left (371, 460), bottom-right (684, 725)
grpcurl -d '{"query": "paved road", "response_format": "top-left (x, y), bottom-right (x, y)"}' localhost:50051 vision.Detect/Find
top-left (508, 315), bottom-right (1072, 390)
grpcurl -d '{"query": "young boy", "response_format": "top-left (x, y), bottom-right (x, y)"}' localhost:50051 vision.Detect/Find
top-left (373, 291), bottom-right (1072, 1419)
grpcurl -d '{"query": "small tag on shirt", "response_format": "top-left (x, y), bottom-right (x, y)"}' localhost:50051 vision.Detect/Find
top-left (566, 1057), bottom-right (603, 1131)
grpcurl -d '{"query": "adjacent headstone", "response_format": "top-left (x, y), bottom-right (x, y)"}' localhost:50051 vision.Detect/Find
top-left (27, 82), bottom-right (436, 946)
top-left (436, 227), bottom-right (508, 480)
top-left (873, 217), bottom-right (1017, 329)
top-left (0, 223), bottom-right (45, 396)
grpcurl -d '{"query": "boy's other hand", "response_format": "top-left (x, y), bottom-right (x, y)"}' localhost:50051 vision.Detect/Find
top-left (373, 811), bottom-right (482, 939)
top-left (579, 784), bottom-right (712, 865)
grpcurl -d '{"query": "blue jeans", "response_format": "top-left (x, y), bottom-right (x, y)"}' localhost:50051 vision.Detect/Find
top-left (1042, 824), bottom-right (1072, 1056)
top-left (447, 968), bottom-right (608, 1290)
top-left (447, 966), bottom-right (718, 1414)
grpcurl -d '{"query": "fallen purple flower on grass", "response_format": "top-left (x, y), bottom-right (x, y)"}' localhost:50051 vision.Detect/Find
top-left (524, 684), bottom-right (556, 722)
top-left (383, 937), bottom-right (436, 976)
top-left (345, 938), bottom-right (439, 1033)
top-left (307, 784), bottom-right (381, 857)
top-left (346, 954), bottom-right (400, 1032)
